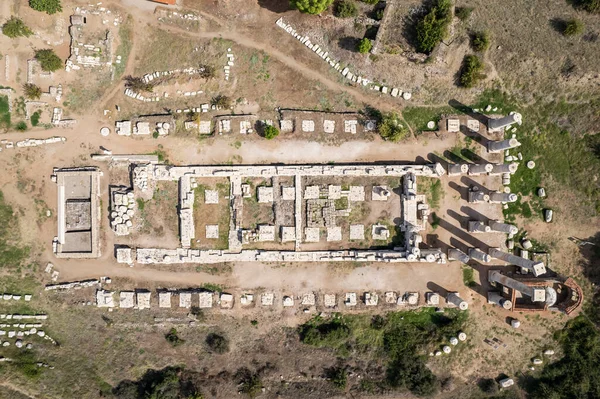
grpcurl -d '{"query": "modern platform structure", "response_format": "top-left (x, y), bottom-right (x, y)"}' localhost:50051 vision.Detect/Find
top-left (53, 167), bottom-right (102, 258)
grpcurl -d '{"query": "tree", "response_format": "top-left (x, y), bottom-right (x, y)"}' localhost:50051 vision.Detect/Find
top-left (124, 76), bottom-right (154, 92)
top-left (357, 38), bottom-right (372, 53)
top-left (2, 17), bottom-right (33, 38)
top-left (563, 19), bottom-right (585, 36)
top-left (326, 366), bottom-right (347, 389)
top-left (29, 0), bottom-right (62, 15)
top-left (415, 0), bottom-right (452, 53)
top-left (34, 49), bottom-right (62, 72)
top-left (459, 54), bottom-right (486, 88)
top-left (23, 83), bottom-right (42, 100)
top-left (199, 64), bottom-right (215, 79)
top-left (15, 121), bottom-right (28, 131)
top-left (335, 0), bottom-right (358, 18)
top-left (378, 113), bottom-right (409, 142)
top-left (205, 333), bottom-right (229, 354)
top-left (263, 124), bottom-right (279, 140)
top-left (290, 0), bottom-right (334, 15)
top-left (361, 0), bottom-right (379, 4)
top-left (471, 30), bottom-right (490, 51)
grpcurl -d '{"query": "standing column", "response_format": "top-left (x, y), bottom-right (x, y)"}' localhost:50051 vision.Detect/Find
top-left (487, 112), bottom-right (522, 131)
top-left (488, 271), bottom-right (546, 302)
top-left (489, 221), bottom-right (518, 235)
top-left (489, 192), bottom-right (518, 203)
top-left (488, 248), bottom-right (546, 276)
top-left (447, 292), bottom-right (468, 310)
top-left (469, 248), bottom-right (491, 263)
top-left (487, 292), bottom-right (513, 309)
top-left (468, 221), bottom-right (491, 233)
top-left (448, 248), bottom-right (470, 263)
top-left (468, 163), bottom-right (493, 175)
top-left (469, 191), bottom-right (490, 203)
top-left (448, 163), bottom-right (469, 176)
top-left (491, 163), bottom-right (518, 175)
top-left (487, 138), bottom-right (521, 153)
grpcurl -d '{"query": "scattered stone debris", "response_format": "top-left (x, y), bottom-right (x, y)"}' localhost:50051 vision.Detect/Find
top-left (45, 279), bottom-right (99, 291)
top-left (110, 189), bottom-right (136, 235)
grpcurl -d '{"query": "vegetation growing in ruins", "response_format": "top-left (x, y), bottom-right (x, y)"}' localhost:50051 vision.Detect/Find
top-left (0, 95), bottom-right (10, 131)
top-left (30, 111), bottom-right (41, 126)
top-left (290, 0), bottom-right (334, 15)
top-left (165, 328), bottom-right (185, 347)
top-left (124, 76), bottom-right (154, 93)
top-left (34, 49), bottom-right (63, 72)
top-left (455, 6), bottom-right (474, 21)
top-left (0, 191), bottom-right (30, 267)
top-left (211, 95), bottom-right (232, 109)
top-left (262, 124), bottom-right (279, 140)
top-left (2, 17), bottom-right (33, 38)
top-left (563, 19), bottom-right (585, 36)
top-left (335, 0), bottom-right (358, 18)
top-left (357, 38), bottom-right (373, 53)
top-left (29, 0), bottom-right (62, 15)
top-left (15, 121), bottom-right (28, 131)
top-left (112, 366), bottom-right (204, 399)
top-left (414, 0), bottom-right (452, 53)
top-left (23, 83), bottom-right (42, 100)
top-left (573, 0), bottom-right (600, 13)
top-left (459, 55), bottom-right (486, 88)
top-left (114, 16), bottom-right (133, 79)
top-left (361, 0), bottom-right (379, 4)
top-left (299, 310), bottom-right (467, 396)
top-left (236, 368), bottom-right (263, 397)
top-left (471, 30), bottom-right (491, 52)
top-left (205, 333), bottom-right (230, 354)
top-left (326, 366), bottom-right (348, 389)
top-left (377, 112), bottom-right (409, 142)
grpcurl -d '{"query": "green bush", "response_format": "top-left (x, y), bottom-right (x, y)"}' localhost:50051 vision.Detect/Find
top-left (29, 0), bottom-right (62, 14)
top-left (206, 333), bottom-right (229, 354)
top-left (563, 19), bottom-right (585, 36)
top-left (263, 124), bottom-right (279, 139)
top-left (15, 121), bottom-right (28, 131)
top-left (23, 83), bottom-right (42, 100)
top-left (299, 319), bottom-right (351, 347)
top-left (335, 0), bottom-right (358, 17)
top-left (361, 0), bottom-right (379, 4)
top-left (124, 76), bottom-right (154, 92)
top-left (236, 368), bottom-right (263, 397)
top-left (459, 54), bottom-right (486, 88)
top-left (415, 0), bottom-right (452, 53)
top-left (471, 30), bottom-right (490, 51)
top-left (573, 0), bottom-right (600, 13)
top-left (455, 6), bottom-right (473, 21)
top-left (30, 111), bottom-right (41, 126)
top-left (357, 38), bottom-right (373, 53)
top-left (34, 49), bottom-right (62, 72)
top-left (326, 367), bottom-right (347, 389)
top-left (374, 8), bottom-right (385, 20)
top-left (165, 328), bottom-right (185, 347)
top-left (2, 17), bottom-right (33, 38)
top-left (378, 112), bottom-right (409, 142)
top-left (291, 0), bottom-right (334, 14)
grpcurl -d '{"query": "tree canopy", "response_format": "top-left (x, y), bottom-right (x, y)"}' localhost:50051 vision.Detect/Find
top-left (357, 38), bottom-right (373, 54)
top-left (263, 124), bottom-right (279, 140)
top-left (2, 17), bottom-right (33, 38)
top-left (414, 0), bottom-right (452, 53)
top-left (34, 49), bottom-right (63, 72)
top-left (29, 0), bottom-right (62, 15)
top-left (378, 113), bottom-right (409, 142)
top-left (291, 0), bottom-right (333, 15)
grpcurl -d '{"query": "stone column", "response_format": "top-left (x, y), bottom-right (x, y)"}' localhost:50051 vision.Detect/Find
top-left (488, 248), bottom-right (546, 276)
top-left (447, 292), bottom-right (468, 310)
top-left (468, 221), bottom-right (491, 233)
top-left (448, 248), bottom-right (470, 263)
top-left (489, 221), bottom-right (518, 235)
top-left (490, 163), bottom-right (518, 175)
top-left (489, 270), bottom-right (546, 302)
top-left (489, 192), bottom-right (518, 203)
top-left (487, 112), bottom-right (522, 131)
top-left (487, 138), bottom-right (521, 153)
top-left (488, 292), bottom-right (513, 309)
top-left (448, 163), bottom-right (469, 176)
top-left (469, 247), bottom-right (491, 263)
top-left (468, 191), bottom-right (490, 203)
top-left (468, 163), bottom-right (493, 175)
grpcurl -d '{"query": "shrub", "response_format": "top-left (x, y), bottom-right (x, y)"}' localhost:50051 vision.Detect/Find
top-left (236, 368), bottom-right (263, 398)
top-left (291, 0), bottom-right (334, 14)
top-left (378, 112), bottom-right (409, 142)
top-left (299, 319), bottom-right (351, 347)
top-left (152, 131), bottom-right (159, 139)
top-left (206, 333), bottom-right (229, 354)
top-left (23, 83), bottom-right (42, 100)
top-left (30, 111), bottom-right (41, 126)
top-left (165, 328), bottom-right (185, 347)
top-left (124, 76), bottom-right (154, 92)
top-left (211, 95), bottom-right (232, 109)
top-left (34, 49), bottom-right (62, 72)
top-left (15, 121), bottom-right (28, 131)
top-left (326, 367), bottom-right (347, 389)
top-left (563, 19), bottom-right (585, 36)
top-left (361, 0), bottom-right (379, 3)
top-left (459, 54), bottom-right (486, 88)
top-left (199, 64), bottom-right (215, 79)
top-left (335, 0), bottom-right (358, 17)
top-left (478, 378), bottom-right (499, 394)
top-left (455, 7), bottom-right (473, 21)
top-left (29, 0), bottom-right (62, 15)
top-left (374, 8), bottom-right (385, 20)
top-left (263, 124), bottom-right (279, 140)
top-left (415, 0), bottom-right (452, 53)
top-left (2, 17), bottom-right (33, 38)
top-left (357, 38), bottom-right (372, 53)
top-left (371, 314), bottom-right (387, 330)
top-left (471, 30), bottom-right (490, 51)
top-left (573, 0), bottom-right (600, 13)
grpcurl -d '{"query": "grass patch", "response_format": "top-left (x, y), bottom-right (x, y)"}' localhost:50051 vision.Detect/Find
top-left (462, 266), bottom-right (476, 288)
top-left (335, 197), bottom-right (349, 210)
top-left (419, 177), bottom-right (443, 210)
top-left (114, 15), bottom-right (133, 79)
top-left (430, 212), bottom-right (441, 229)
top-left (0, 191), bottom-right (31, 268)
top-left (136, 198), bottom-right (146, 211)
top-left (0, 95), bottom-right (11, 131)
top-left (201, 283), bottom-right (223, 292)
top-left (402, 106), bottom-right (454, 133)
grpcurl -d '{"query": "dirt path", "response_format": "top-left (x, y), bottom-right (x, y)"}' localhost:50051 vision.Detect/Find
top-left (0, 382), bottom-right (39, 399)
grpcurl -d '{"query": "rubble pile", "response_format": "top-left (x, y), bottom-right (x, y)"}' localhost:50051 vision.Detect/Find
top-left (110, 190), bottom-right (136, 235)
